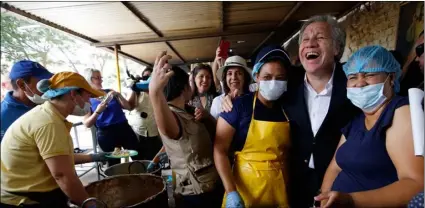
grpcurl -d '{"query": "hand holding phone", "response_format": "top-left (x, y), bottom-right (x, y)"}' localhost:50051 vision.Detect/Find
top-left (103, 92), bottom-right (114, 104)
top-left (218, 40), bottom-right (230, 59)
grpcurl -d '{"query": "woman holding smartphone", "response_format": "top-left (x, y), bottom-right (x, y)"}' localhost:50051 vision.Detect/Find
top-left (82, 68), bottom-right (140, 166)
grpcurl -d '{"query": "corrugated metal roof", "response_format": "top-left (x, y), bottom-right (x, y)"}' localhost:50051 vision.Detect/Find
top-left (169, 37), bottom-right (220, 61)
top-left (130, 2), bottom-right (222, 37)
top-left (7, 2), bottom-right (155, 40)
top-left (2, 1), bottom-right (362, 66)
top-left (225, 2), bottom-right (295, 31)
top-left (6, 2), bottom-right (107, 11)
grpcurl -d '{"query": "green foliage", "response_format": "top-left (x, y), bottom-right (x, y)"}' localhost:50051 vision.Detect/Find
top-left (1, 13), bottom-right (77, 74)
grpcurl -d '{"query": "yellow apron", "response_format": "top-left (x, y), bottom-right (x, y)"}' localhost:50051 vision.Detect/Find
top-left (222, 93), bottom-right (291, 208)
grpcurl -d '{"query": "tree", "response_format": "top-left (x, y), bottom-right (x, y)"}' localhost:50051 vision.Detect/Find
top-left (90, 51), bottom-right (112, 73)
top-left (0, 13), bottom-right (78, 73)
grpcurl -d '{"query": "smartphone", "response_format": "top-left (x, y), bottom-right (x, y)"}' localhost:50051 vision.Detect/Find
top-left (219, 40), bottom-right (230, 59)
top-left (103, 93), bottom-right (114, 104)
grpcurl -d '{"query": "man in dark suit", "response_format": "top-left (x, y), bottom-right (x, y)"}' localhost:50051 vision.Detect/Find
top-left (284, 15), bottom-right (361, 208)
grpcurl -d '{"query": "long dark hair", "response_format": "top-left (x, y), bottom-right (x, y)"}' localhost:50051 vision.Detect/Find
top-left (191, 64), bottom-right (217, 97)
top-left (222, 66), bottom-right (252, 95)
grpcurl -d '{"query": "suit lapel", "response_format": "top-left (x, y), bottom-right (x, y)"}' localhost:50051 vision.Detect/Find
top-left (287, 78), bottom-right (314, 140)
top-left (316, 64), bottom-right (347, 136)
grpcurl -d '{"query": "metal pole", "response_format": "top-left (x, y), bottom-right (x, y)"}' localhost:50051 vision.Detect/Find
top-left (114, 45), bottom-right (122, 93)
top-left (90, 126), bottom-right (101, 181)
top-left (73, 126), bottom-right (80, 149)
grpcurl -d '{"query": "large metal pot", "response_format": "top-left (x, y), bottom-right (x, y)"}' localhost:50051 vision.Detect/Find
top-left (82, 174), bottom-right (168, 208)
top-left (104, 160), bottom-right (161, 177)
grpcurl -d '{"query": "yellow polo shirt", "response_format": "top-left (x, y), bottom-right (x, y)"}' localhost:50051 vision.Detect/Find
top-left (1, 101), bottom-right (74, 206)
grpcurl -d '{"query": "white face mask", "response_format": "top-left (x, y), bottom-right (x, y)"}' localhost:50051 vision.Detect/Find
top-left (258, 80), bottom-right (287, 101)
top-left (24, 83), bottom-right (47, 104)
top-left (346, 75), bottom-right (390, 113)
top-left (71, 96), bottom-right (91, 116)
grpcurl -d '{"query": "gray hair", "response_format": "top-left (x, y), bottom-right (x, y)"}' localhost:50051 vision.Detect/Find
top-left (83, 68), bottom-right (101, 85)
top-left (298, 15), bottom-right (346, 60)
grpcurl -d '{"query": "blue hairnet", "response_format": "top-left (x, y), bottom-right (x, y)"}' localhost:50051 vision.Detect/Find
top-left (343, 45), bottom-right (401, 93)
top-left (252, 56), bottom-right (287, 82)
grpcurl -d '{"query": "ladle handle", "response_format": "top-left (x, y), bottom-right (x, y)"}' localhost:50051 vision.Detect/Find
top-left (81, 197), bottom-right (107, 208)
top-left (127, 160), bottom-right (146, 174)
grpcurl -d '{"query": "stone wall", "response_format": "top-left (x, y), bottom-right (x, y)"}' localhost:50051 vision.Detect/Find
top-left (341, 2), bottom-right (401, 62)
top-left (284, 2), bottom-right (401, 63)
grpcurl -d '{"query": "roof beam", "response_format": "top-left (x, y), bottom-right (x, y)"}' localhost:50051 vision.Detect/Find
top-left (121, 2), bottom-right (186, 63)
top-left (1, 2), bottom-right (152, 67)
top-left (216, 2), bottom-right (225, 49)
top-left (107, 47), bottom-right (152, 67)
top-left (250, 2), bottom-right (303, 57)
top-left (121, 1), bottom-right (163, 37)
top-left (220, 2), bottom-right (225, 33)
top-left (92, 29), bottom-right (270, 47)
top-left (1, 2), bottom-right (98, 43)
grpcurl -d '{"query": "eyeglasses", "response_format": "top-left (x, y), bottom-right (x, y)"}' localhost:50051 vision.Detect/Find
top-left (91, 76), bottom-right (103, 80)
top-left (416, 44), bottom-right (424, 57)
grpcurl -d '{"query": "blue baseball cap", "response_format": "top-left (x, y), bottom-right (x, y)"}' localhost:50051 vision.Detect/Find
top-left (9, 60), bottom-right (53, 81)
top-left (254, 45), bottom-right (290, 65)
top-left (252, 45), bottom-right (291, 81)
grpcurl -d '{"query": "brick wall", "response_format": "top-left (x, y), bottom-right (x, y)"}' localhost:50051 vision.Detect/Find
top-left (284, 2), bottom-right (401, 63)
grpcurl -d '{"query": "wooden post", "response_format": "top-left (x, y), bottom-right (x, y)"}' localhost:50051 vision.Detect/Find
top-left (114, 45), bottom-right (121, 93)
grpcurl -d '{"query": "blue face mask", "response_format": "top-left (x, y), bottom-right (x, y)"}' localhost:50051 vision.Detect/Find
top-left (347, 77), bottom-right (389, 113)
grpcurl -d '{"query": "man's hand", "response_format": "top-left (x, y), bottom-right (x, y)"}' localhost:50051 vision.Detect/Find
top-left (221, 89), bottom-right (239, 113)
top-left (149, 51), bottom-right (174, 94)
top-left (314, 191), bottom-right (354, 208)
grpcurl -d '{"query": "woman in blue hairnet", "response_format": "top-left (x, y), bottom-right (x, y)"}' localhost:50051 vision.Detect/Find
top-left (214, 45), bottom-right (291, 208)
top-left (315, 45), bottom-right (424, 207)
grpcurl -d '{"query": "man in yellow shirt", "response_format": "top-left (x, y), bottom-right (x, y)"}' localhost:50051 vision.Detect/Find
top-left (1, 72), bottom-right (105, 208)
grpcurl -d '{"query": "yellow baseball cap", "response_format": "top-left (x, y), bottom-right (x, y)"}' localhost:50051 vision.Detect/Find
top-left (39, 72), bottom-right (105, 98)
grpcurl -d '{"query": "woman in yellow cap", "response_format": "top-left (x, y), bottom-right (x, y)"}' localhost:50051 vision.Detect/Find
top-left (1, 72), bottom-right (104, 208)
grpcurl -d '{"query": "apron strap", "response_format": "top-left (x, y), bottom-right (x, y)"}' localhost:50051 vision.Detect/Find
top-left (252, 92), bottom-right (290, 121)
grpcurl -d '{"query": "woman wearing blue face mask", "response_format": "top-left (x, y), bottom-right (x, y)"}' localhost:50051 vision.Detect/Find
top-left (316, 45), bottom-right (424, 207)
top-left (214, 45), bottom-right (292, 208)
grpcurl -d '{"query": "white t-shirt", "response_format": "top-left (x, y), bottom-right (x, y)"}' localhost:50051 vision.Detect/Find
top-left (210, 94), bottom-right (225, 119)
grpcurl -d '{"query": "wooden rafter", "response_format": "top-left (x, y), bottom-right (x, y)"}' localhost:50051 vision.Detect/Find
top-left (250, 2), bottom-right (304, 57)
top-left (91, 29), bottom-right (270, 47)
top-left (121, 1), bottom-right (186, 63)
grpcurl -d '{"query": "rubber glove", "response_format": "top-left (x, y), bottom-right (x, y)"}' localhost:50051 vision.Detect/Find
top-left (90, 152), bottom-right (108, 162)
top-left (147, 161), bottom-right (157, 172)
top-left (226, 191), bottom-right (244, 208)
top-left (158, 152), bottom-right (168, 163)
